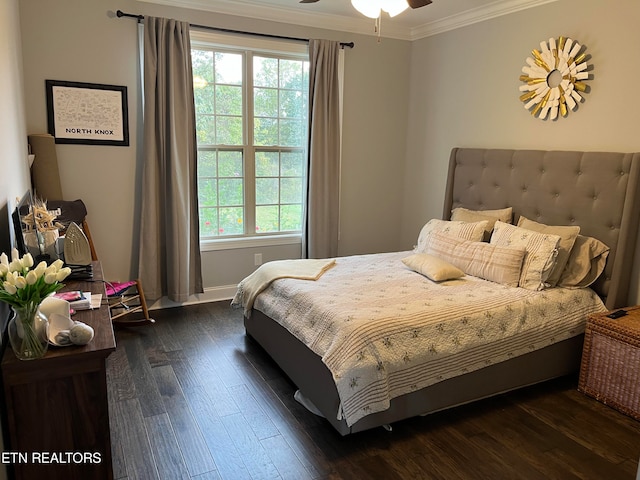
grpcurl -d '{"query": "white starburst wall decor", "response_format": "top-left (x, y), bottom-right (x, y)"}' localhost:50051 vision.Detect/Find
top-left (519, 36), bottom-right (590, 120)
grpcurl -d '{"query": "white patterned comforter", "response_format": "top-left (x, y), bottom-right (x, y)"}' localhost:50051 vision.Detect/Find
top-left (253, 251), bottom-right (607, 427)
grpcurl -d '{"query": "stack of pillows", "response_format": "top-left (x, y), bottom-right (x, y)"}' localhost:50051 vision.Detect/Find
top-left (402, 207), bottom-right (610, 291)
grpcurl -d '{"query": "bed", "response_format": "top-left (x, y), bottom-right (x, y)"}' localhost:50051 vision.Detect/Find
top-left (241, 148), bottom-right (640, 435)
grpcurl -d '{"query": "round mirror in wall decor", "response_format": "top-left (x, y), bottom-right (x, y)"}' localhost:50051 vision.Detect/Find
top-left (518, 36), bottom-right (590, 120)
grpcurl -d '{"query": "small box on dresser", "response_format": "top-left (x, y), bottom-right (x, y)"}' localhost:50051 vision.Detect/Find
top-left (578, 306), bottom-right (640, 420)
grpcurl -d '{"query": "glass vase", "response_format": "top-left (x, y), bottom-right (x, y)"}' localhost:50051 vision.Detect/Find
top-left (8, 302), bottom-right (49, 360)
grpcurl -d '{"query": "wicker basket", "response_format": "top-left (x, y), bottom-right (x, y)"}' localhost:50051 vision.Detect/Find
top-left (578, 306), bottom-right (640, 421)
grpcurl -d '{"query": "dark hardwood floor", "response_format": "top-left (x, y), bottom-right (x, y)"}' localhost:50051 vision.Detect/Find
top-left (107, 301), bottom-right (640, 480)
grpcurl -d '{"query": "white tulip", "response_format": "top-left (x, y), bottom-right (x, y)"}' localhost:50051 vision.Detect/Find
top-left (22, 253), bottom-right (34, 268)
top-left (0, 264), bottom-right (7, 276)
top-left (14, 276), bottom-right (27, 289)
top-left (0, 253), bottom-right (8, 266)
top-left (11, 248), bottom-right (19, 262)
top-left (51, 259), bottom-right (64, 271)
top-left (3, 281), bottom-right (16, 295)
top-left (34, 262), bottom-right (47, 278)
top-left (25, 270), bottom-right (38, 285)
top-left (44, 272), bottom-right (57, 284)
top-left (56, 267), bottom-right (72, 282)
top-left (8, 260), bottom-right (22, 273)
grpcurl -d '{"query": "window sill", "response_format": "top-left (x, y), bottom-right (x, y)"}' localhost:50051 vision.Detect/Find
top-left (200, 234), bottom-right (302, 251)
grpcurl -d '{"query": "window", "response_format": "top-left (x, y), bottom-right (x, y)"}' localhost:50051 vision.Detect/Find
top-left (191, 33), bottom-right (309, 247)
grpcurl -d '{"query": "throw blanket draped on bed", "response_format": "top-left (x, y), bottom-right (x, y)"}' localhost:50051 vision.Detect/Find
top-left (253, 251), bottom-right (607, 427)
top-left (232, 258), bottom-right (336, 316)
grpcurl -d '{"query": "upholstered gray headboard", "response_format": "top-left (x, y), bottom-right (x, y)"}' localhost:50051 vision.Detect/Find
top-left (442, 148), bottom-right (640, 309)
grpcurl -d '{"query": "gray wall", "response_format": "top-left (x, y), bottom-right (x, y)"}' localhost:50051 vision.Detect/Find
top-left (18, 0), bottom-right (410, 303)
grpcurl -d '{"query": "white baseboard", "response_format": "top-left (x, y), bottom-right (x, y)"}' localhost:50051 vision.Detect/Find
top-left (147, 285), bottom-right (237, 310)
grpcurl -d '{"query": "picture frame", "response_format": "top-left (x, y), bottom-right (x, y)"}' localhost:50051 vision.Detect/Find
top-left (45, 80), bottom-right (129, 146)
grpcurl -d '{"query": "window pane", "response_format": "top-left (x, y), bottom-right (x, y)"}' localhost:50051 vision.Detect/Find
top-left (280, 178), bottom-right (302, 204)
top-left (279, 89), bottom-right (303, 119)
top-left (280, 59), bottom-right (303, 89)
top-left (255, 151), bottom-right (279, 176)
top-left (281, 152), bottom-right (304, 176)
top-left (215, 52), bottom-right (242, 85)
top-left (216, 116), bottom-right (242, 145)
top-left (197, 178), bottom-right (218, 206)
top-left (199, 208), bottom-right (218, 236)
top-left (218, 151), bottom-right (242, 177)
top-left (256, 205), bottom-right (279, 232)
top-left (219, 207), bottom-right (243, 235)
top-left (192, 50), bottom-right (214, 82)
top-left (196, 114), bottom-right (216, 144)
top-left (194, 85), bottom-right (215, 114)
top-left (254, 118), bottom-right (278, 146)
top-left (198, 151), bottom-right (217, 176)
top-left (218, 178), bottom-right (243, 206)
top-left (256, 178), bottom-right (279, 205)
top-left (254, 87), bottom-right (278, 118)
top-left (254, 57), bottom-right (278, 88)
top-left (280, 204), bottom-right (302, 231)
top-left (280, 119), bottom-right (303, 147)
top-left (216, 85), bottom-right (242, 116)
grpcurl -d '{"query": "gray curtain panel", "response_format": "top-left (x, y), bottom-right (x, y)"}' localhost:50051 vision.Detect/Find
top-left (303, 39), bottom-right (342, 259)
top-left (139, 16), bottom-right (203, 302)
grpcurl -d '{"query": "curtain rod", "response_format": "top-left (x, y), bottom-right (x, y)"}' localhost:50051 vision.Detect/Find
top-left (116, 10), bottom-right (355, 49)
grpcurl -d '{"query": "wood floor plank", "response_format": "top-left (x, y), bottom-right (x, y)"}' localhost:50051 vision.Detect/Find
top-left (144, 413), bottom-right (191, 480)
top-left (184, 384), bottom-right (253, 480)
top-left (110, 397), bottom-right (159, 480)
top-left (108, 302), bottom-right (640, 480)
top-left (152, 364), bottom-right (218, 477)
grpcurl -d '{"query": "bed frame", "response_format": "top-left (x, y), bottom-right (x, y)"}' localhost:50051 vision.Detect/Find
top-left (245, 148), bottom-right (640, 435)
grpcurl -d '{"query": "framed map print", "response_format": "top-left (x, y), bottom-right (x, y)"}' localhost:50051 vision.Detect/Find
top-left (45, 80), bottom-right (129, 146)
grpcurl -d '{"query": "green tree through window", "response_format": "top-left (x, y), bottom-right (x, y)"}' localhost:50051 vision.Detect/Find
top-left (192, 37), bottom-right (309, 239)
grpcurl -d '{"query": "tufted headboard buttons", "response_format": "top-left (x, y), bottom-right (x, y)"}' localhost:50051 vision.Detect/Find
top-left (443, 148), bottom-right (640, 309)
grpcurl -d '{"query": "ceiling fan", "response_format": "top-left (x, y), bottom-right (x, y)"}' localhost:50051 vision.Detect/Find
top-left (299, 0), bottom-right (432, 7)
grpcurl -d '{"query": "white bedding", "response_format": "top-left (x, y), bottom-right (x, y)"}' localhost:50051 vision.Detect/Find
top-left (253, 251), bottom-right (607, 427)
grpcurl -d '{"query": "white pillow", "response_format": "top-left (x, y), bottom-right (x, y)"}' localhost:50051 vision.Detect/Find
top-left (490, 221), bottom-right (561, 290)
top-left (426, 232), bottom-right (525, 287)
top-left (415, 219), bottom-right (488, 254)
top-left (402, 253), bottom-right (464, 282)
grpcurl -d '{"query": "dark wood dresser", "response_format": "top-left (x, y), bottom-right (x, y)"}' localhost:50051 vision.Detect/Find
top-left (1, 261), bottom-right (115, 480)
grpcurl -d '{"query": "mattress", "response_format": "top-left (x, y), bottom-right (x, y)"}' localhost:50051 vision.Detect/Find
top-left (253, 251), bottom-right (607, 426)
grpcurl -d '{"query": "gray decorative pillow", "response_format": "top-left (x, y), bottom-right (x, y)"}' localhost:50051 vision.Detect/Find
top-left (451, 207), bottom-right (514, 241)
top-left (558, 235), bottom-right (610, 288)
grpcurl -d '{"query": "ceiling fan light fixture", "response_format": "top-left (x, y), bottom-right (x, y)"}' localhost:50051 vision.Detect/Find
top-left (351, 0), bottom-right (383, 19)
top-left (383, 0), bottom-right (409, 17)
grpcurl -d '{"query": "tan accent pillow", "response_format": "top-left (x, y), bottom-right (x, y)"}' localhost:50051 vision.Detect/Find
top-left (451, 207), bottom-right (514, 241)
top-left (490, 221), bottom-right (561, 290)
top-left (558, 235), bottom-right (610, 288)
top-left (517, 216), bottom-right (580, 287)
top-left (402, 253), bottom-right (464, 282)
top-left (426, 232), bottom-right (525, 287)
top-left (415, 219), bottom-right (488, 253)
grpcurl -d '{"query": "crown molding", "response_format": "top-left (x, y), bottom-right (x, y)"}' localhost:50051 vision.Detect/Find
top-left (137, 0), bottom-right (559, 41)
top-left (409, 0), bottom-right (559, 40)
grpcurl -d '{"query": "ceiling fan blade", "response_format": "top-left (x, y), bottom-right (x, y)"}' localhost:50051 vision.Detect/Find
top-left (299, 0), bottom-right (320, 3)
top-left (407, 0), bottom-right (432, 8)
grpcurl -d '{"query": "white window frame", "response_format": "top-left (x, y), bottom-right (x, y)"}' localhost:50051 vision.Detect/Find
top-left (191, 31), bottom-right (309, 252)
